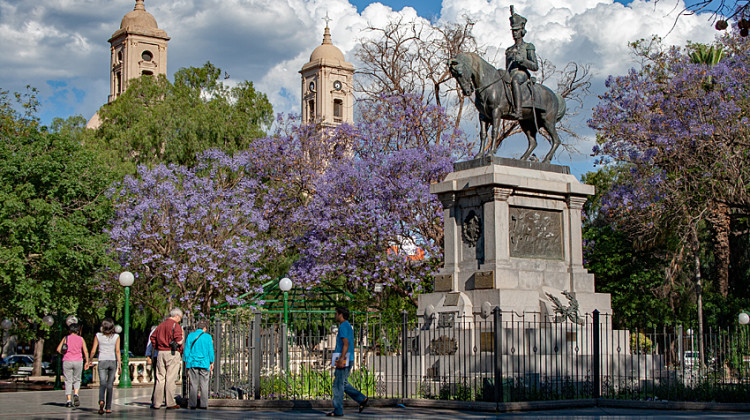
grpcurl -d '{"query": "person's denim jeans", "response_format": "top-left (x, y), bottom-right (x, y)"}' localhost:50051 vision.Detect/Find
top-left (97, 360), bottom-right (117, 409)
top-left (332, 366), bottom-right (367, 415)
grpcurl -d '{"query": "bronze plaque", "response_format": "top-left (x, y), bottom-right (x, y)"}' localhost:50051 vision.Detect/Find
top-left (434, 274), bottom-right (453, 292)
top-left (509, 207), bottom-right (563, 260)
top-left (474, 271), bottom-right (495, 289)
top-left (444, 293), bottom-right (460, 306)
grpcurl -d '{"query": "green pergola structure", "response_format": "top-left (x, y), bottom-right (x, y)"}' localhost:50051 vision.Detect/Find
top-left (211, 277), bottom-right (360, 323)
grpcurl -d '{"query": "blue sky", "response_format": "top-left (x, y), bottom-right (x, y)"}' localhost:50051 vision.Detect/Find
top-left (0, 0), bottom-right (722, 177)
top-left (349, 0), bottom-right (699, 19)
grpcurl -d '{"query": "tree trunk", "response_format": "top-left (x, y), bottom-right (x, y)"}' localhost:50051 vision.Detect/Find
top-left (692, 227), bottom-right (705, 369)
top-left (709, 203), bottom-right (730, 297)
top-left (33, 338), bottom-right (44, 376)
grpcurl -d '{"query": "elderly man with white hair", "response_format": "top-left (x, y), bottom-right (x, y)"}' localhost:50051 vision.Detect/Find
top-left (150, 308), bottom-right (184, 409)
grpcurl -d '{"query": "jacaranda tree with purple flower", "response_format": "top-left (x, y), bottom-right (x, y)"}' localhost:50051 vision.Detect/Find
top-left (288, 94), bottom-right (468, 307)
top-left (108, 93), bottom-right (467, 315)
top-left (107, 151), bottom-right (281, 315)
top-left (589, 33), bottom-right (750, 309)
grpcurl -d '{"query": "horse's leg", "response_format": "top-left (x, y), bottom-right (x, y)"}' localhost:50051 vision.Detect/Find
top-left (489, 112), bottom-right (503, 155)
top-left (519, 118), bottom-right (537, 160)
top-left (542, 114), bottom-right (561, 163)
top-left (475, 118), bottom-right (489, 158)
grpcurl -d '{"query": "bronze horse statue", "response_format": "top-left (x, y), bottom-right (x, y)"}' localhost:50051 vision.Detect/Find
top-left (448, 52), bottom-right (565, 163)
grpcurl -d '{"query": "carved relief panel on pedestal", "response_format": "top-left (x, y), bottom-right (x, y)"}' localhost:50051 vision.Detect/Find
top-left (509, 207), bottom-right (563, 260)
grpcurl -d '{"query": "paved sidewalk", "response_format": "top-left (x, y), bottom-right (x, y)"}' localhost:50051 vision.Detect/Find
top-left (1, 387), bottom-right (749, 419)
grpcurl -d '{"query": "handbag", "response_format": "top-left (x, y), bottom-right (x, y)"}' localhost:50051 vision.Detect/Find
top-left (60, 336), bottom-right (68, 354)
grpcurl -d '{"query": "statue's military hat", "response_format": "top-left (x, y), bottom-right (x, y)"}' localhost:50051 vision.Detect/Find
top-left (509, 6), bottom-right (527, 30)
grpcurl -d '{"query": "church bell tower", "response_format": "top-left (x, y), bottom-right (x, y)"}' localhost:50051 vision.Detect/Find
top-left (108, 0), bottom-right (169, 102)
top-left (300, 19), bottom-right (354, 126)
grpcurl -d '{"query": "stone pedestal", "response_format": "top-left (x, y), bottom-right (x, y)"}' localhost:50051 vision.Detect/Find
top-left (418, 157), bottom-right (611, 322)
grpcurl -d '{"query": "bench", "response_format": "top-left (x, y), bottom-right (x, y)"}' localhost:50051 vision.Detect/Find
top-left (11, 366), bottom-right (33, 381)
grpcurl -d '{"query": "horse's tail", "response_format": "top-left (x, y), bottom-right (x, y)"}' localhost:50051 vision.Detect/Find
top-left (555, 94), bottom-right (566, 122)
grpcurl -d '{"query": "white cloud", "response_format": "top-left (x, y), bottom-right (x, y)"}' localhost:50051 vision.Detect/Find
top-left (0, 0), bottom-right (722, 175)
top-left (439, 0), bottom-right (717, 172)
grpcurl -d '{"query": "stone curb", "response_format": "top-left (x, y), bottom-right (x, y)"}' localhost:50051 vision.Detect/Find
top-left (209, 398), bottom-right (750, 412)
top-left (598, 399), bottom-right (750, 412)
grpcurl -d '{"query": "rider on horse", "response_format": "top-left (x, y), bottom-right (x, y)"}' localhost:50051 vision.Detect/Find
top-left (505, 6), bottom-right (538, 119)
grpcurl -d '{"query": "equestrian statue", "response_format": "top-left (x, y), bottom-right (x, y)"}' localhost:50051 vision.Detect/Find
top-left (448, 6), bottom-right (565, 163)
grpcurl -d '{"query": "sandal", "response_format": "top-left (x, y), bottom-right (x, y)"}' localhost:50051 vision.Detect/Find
top-left (98, 401), bottom-right (105, 415)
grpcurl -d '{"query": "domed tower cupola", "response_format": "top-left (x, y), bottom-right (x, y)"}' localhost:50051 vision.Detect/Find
top-left (300, 16), bottom-right (354, 126)
top-left (107, 0), bottom-right (170, 102)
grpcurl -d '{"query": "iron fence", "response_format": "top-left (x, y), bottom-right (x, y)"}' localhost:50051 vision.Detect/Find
top-left (184, 310), bottom-right (750, 403)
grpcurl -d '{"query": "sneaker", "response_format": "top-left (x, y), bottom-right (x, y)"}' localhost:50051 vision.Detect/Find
top-left (65, 401), bottom-right (73, 408)
top-left (73, 394), bottom-right (80, 407)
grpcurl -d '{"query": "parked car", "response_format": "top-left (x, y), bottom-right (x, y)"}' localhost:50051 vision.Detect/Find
top-left (1, 355), bottom-right (54, 375)
top-left (683, 351), bottom-right (715, 368)
top-left (2, 355), bottom-right (33, 367)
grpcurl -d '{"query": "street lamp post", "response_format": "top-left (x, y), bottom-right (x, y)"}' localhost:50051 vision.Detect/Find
top-left (118, 271), bottom-right (134, 388)
top-left (41, 316), bottom-right (54, 377)
top-left (1, 319), bottom-right (12, 359)
top-left (739, 312), bottom-right (749, 326)
top-left (740, 312), bottom-right (750, 377)
top-left (41, 315), bottom-right (63, 389)
top-left (280, 277), bottom-right (293, 326)
top-left (279, 277), bottom-right (293, 370)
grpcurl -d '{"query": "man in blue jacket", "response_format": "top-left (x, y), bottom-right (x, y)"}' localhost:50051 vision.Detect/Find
top-left (183, 319), bottom-right (214, 410)
top-left (328, 306), bottom-right (368, 416)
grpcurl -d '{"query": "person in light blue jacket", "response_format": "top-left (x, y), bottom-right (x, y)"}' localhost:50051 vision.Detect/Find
top-left (183, 319), bottom-right (215, 410)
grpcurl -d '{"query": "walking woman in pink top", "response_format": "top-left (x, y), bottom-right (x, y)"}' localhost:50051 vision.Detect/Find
top-left (56, 323), bottom-right (90, 408)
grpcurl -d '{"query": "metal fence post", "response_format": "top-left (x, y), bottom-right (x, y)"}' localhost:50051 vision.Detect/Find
top-left (593, 310), bottom-right (600, 399)
top-left (493, 306), bottom-right (502, 408)
top-left (401, 310), bottom-right (408, 399)
top-left (281, 322), bottom-right (288, 372)
top-left (252, 311), bottom-right (262, 400)
top-left (213, 318), bottom-right (222, 395)
top-left (677, 324), bottom-right (683, 369)
top-left (182, 318), bottom-right (191, 399)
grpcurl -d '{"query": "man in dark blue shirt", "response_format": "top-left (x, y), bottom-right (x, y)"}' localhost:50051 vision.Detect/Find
top-left (328, 306), bottom-right (368, 416)
top-left (184, 320), bottom-right (214, 410)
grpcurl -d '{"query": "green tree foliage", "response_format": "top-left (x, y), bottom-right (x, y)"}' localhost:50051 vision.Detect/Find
top-left (582, 168), bottom-right (688, 328)
top-left (49, 115), bottom-right (87, 139)
top-left (0, 90), bottom-right (115, 339)
top-left (0, 86), bottom-right (40, 138)
top-left (88, 62), bottom-right (274, 169)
